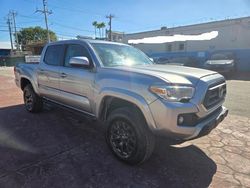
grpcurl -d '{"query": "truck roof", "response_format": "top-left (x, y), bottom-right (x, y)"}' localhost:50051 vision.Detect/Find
top-left (47, 39), bottom-right (128, 46)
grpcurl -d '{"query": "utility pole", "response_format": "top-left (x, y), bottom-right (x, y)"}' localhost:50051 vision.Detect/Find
top-left (106, 14), bottom-right (114, 41)
top-left (36, 0), bottom-right (52, 43)
top-left (6, 17), bottom-right (14, 52)
top-left (10, 11), bottom-right (20, 51)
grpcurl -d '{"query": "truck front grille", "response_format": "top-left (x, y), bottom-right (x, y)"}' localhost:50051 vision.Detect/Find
top-left (203, 81), bottom-right (226, 109)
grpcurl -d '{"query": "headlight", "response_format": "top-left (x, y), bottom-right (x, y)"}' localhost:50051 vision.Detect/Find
top-left (226, 61), bottom-right (234, 66)
top-left (149, 85), bottom-right (195, 102)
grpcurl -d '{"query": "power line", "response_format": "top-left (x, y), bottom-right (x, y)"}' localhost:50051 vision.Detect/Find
top-left (0, 25), bottom-right (23, 30)
top-left (49, 4), bottom-right (144, 29)
top-left (49, 3), bottom-right (103, 17)
top-left (17, 20), bottom-right (43, 24)
top-left (52, 21), bottom-right (94, 33)
top-left (40, 2), bottom-right (167, 35)
top-left (18, 13), bottom-right (43, 21)
top-left (36, 0), bottom-right (52, 42)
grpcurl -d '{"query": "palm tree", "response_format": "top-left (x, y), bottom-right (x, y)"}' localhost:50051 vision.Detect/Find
top-left (92, 21), bottom-right (98, 38)
top-left (99, 22), bottom-right (106, 38)
top-left (94, 22), bottom-right (106, 39)
top-left (96, 23), bottom-right (101, 38)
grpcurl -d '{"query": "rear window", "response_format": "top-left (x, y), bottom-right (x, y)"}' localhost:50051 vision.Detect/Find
top-left (44, 45), bottom-right (65, 66)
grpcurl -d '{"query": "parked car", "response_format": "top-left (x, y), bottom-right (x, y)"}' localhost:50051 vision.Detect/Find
top-left (153, 56), bottom-right (199, 68)
top-left (152, 56), bottom-right (170, 64)
top-left (14, 39), bottom-right (228, 164)
top-left (204, 53), bottom-right (237, 75)
top-left (167, 57), bottom-right (199, 67)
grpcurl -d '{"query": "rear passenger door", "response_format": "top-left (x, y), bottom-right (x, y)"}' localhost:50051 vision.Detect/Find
top-left (37, 44), bottom-right (65, 101)
top-left (59, 43), bottom-right (95, 113)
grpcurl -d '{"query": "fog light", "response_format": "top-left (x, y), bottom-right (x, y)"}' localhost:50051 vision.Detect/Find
top-left (178, 116), bottom-right (184, 125)
top-left (178, 113), bottom-right (198, 126)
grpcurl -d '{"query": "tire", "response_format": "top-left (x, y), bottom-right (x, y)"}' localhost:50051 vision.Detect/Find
top-left (106, 107), bottom-right (155, 165)
top-left (23, 84), bottom-right (43, 113)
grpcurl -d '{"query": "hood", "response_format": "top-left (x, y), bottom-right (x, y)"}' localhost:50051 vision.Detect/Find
top-left (109, 65), bottom-right (217, 85)
top-left (166, 63), bottom-right (185, 66)
top-left (206, 59), bottom-right (234, 65)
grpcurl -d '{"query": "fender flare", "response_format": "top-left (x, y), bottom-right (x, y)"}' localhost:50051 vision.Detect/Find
top-left (20, 75), bottom-right (39, 94)
top-left (96, 87), bottom-right (156, 130)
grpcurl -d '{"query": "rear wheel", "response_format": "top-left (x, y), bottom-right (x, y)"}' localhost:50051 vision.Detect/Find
top-left (23, 84), bottom-right (43, 113)
top-left (106, 107), bottom-right (155, 165)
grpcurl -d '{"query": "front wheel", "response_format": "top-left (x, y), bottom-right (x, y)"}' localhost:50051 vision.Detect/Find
top-left (106, 107), bottom-right (155, 165)
top-left (23, 84), bottom-right (43, 113)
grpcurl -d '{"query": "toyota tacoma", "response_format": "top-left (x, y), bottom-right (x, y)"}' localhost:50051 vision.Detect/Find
top-left (14, 39), bottom-right (228, 164)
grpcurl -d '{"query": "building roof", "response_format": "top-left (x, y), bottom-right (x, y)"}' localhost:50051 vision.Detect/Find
top-left (0, 42), bottom-right (13, 49)
top-left (126, 16), bottom-right (250, 35)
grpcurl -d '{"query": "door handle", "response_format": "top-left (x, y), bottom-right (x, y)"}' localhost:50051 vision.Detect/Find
top-left (61, 73), bottom-right (67, 78)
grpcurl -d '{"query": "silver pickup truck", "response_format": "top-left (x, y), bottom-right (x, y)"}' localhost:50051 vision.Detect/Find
top-left (14, 39), bottom-right (228, 164)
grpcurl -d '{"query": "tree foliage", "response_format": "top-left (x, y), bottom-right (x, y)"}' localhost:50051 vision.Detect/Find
top-left (92, 21), bottom-right (106, 38)
top-left (17, 26), bottom-right (57, 46)
top-left (92, 21), bottom-right (98, 38)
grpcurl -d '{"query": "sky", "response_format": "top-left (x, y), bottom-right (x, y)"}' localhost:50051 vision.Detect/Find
top-left (1, 0), bottom-right (250, 45)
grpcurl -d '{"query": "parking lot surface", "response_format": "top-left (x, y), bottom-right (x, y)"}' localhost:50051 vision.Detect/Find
top-left (0, 67), bottom-right (249, 188)
top-left (224, 78), bottom-right (250, 118)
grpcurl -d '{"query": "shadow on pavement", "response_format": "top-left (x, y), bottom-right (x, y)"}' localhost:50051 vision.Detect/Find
top-left (0, 104), bottom-right (216, 188)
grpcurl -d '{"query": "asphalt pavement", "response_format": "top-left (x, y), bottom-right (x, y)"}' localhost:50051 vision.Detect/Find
top-left (224, 79), bottom-right (250, 118)
top-left (0, 67), bottom-right (249, 187)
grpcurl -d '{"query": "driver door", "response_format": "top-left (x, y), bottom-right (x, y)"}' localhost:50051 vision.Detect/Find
top-left (58, 43), bottom-right (95, 113)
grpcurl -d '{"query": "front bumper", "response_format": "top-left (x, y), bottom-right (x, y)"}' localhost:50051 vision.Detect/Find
top-left (190, 106), bottom-right (228, 140)
top-left (148, 73), bottom-right (228, 142)
top-left (149, 97), bottom-right (228, 141)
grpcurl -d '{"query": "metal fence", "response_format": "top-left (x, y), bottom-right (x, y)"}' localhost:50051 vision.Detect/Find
top-left (0, 56), bottom-right (25, 67)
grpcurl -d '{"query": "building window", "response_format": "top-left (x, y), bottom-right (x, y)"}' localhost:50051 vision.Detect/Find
top-left (209, 45), bottom-right (215, 50)
top-left (179, 43), bottom-right (185, 51)
top-left (167, 44), bottom-right (172, 52)
top-left (118, 36), bottom-right (123, 41)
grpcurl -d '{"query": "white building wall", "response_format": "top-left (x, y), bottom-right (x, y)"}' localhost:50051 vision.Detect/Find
top-left (123, 17), bottom-right (250, 54)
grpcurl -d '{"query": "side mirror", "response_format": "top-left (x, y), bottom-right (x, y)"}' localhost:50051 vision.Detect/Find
top-left (69, 56), bottom-right (90, 67)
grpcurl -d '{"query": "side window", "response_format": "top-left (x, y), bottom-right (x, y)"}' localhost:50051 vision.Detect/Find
top-left (44, 45), bottom-right (64, 66)
top-left (64, 44), bottom-right (91, 67)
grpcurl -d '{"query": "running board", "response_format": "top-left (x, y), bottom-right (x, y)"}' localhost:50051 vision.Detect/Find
top-left (43, 98), bottom-right (97, 120)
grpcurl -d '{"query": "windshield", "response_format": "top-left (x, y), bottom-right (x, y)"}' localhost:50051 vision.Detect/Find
top-left (211, 54), bottom-right (232, 60)
top-left (91, 43), bottom-right (153, 67)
